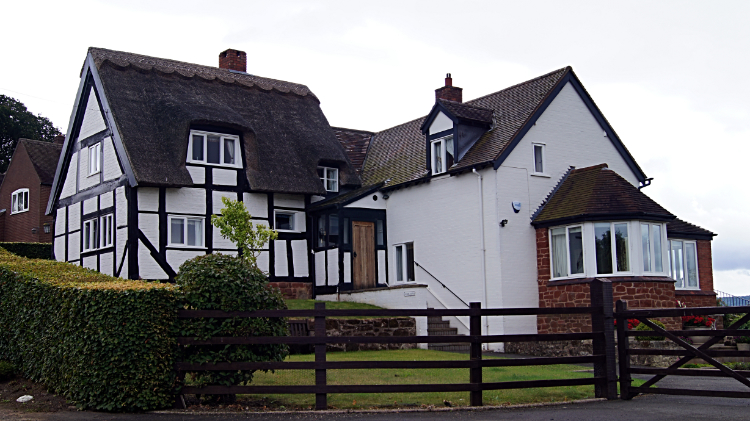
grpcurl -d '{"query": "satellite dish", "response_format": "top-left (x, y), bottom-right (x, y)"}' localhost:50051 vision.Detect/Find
top-left (512, 201), bottom-right (522, 213)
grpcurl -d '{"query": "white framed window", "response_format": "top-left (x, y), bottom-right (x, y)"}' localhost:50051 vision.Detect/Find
top-left (187, 130), bottom-right (240, 168)
top-left (394, 242), bottom-right (415, 282)
top-left (430, 135), bottom-right (454, 175)
top-left (594, 222), bottom-right (631, 275)
top-left (169, 215), bottom-right (204, 247)
top-left (317, 167), bottom-right (339, 192)
top-left (550, 225), bottom-right (585, 279)
top-left (88, 143), bottom-right (101, 176)
top-left (83, 214), bottom-right (114, 251)
top-left (641, 223), bottom-right (665, 273)
top-left (10, 188), bottom-right (29, 214)
top-left (670, 239), bottom-right (699, 289)
top-left (532, 143), bottom-right (546, 175)
top-left (275, 211), bottom-right (296, 232)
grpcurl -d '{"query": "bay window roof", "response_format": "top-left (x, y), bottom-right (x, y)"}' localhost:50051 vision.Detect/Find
top-left (532, 164), bottom-right (674, 228)
top-left (666, 218), bottom-right (716, 241)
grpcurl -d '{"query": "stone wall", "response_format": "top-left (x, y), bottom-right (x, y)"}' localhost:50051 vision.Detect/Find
top-left (269, 282), bottom-right (312, 299)
top-left (506, 338), bottom-right (682, 367)
top-left (310, 318), bottom-right (417, 352)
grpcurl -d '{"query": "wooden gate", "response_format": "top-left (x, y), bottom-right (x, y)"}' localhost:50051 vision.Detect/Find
top-left (616, 301), bottom-right (750, 399)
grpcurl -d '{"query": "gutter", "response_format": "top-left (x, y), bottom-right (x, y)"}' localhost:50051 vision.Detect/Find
top-left (472, 168), bottom-right (489, 343)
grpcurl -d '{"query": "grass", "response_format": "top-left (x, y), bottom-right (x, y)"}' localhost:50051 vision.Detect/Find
top-left (241, 349), bottom-right (614, 409)
top-left (284, 300), bottom-right (384, 319)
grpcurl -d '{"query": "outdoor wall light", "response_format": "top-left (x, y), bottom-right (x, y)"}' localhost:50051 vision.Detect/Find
top-left (500, 219), bottom-right (508, 227)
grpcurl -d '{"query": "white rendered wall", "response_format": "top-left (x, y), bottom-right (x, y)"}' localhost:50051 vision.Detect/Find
top-left (167, 250), bottom-right (203, 270)
top-left (346, 191), bottom-right (387, 210)
top-left (343, 252), bottom-right (351, 283)
top-left (138, 213), bottom-right (160, 251)
top-left (138, 239), bottom-right (167, 279)
top-left (212, 191), bottom-right (236, 214)
top-left (274, 194), bottom-right (305, 209)
top-left (186, 166), bottom-right (205, 184)
top-left (100, 252), bottom-right (114, 276)
top-left (82, 196), bottom-right (98, 215)
top-left (102, 137), bottom-right (122, 181)
top-left (68, 232), bottom-right (80, 261)
top-left (55, 208), bottom-right (66, 236)
top-left (116, 226), bottom-right (127, 273)
top-left (274, 240), bottom-right (288, 277)
top-left (119, 250), bottom-right (128, 278)
top-left (292, 240), bottom-right (309, 277)
top-left (138, 188), bottom-right (159, 212)
top-left (212, 169), bottom-right (237, 186)
top-left (78, 146), bottom-right (99, 191)
top-left (78, 87), bottom-right (106, 140)
top-left (243, 193), bottom-right (268, 218)
top-left (83, 256), bottom-right (97, 270)
top-left (60, 154), bottom-right (77, 199)
top-left (68, 202), bottom-right (81, 232)
top-left (54, 236), bottom-right (65, 262)
top-left (327, 249), bottom-right (338, 284)
top-left (166, 188), bottom-right (206, 214)
top-left (315, 251), bottom-right (326, 286)
top-left (115, 187), bottom-right (127, 226)
top-left (100, 191), bottom-right (113, 209)
top-left (377, 250), bottom-right (387, 284)
top-left (256, 250), bottom-right (270, 274)
top-left (429, 111), bottom-right (453, 135)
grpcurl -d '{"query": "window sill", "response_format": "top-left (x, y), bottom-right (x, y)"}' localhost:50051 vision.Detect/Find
top-left (167, 245), bottom-right (206, 250)
top-left (88, 171), bottom-right (100, 177)
top-left (276, 229), bottom-right (302, 233)
top-left (10, 209), bottom-right (29, 215)
top-left (549, 274), bottom-right (587, 282)
top-left (530, 173), bottom-right (551, 178)
top-left (675, 287), bottom-right (701, 291)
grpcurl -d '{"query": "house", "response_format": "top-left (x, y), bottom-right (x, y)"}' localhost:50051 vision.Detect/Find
top-left (0, 137), bottom-right (63, 243)
top-left (48, 48), bottom-right (716, 347)
top-left (47, 48), bottom-right (360, 296)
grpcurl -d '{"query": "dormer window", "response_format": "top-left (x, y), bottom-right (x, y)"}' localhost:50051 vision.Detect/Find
top-left (431, 136), bottom-right (454, 175)
top-left (318, 167), bottom-right (338, 192)
top-left (187, 130), bottom-right (240, 167)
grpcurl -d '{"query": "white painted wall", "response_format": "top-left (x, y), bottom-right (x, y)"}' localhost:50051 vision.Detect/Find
top-left (82, 196), bottom-right (98, 215)
top-left (100, 251), bottom-right (114, 276)
top-left (377, 249), bottom-right (387, 284)
top-left (343, 251), bottom-right (351, 283)
top-left (100, 191), bottom-right (113, 210)
top-left (68, 202), bottom-right (81, 232)
top-left (115, 187), bottom-right (127, 226)
top-left (212, 168), bottom-right (237, 186)
top-left (167, 250), bottom-right (203, 271)
top-left (243, 193), bottom-right (268, 218)
top-left (346, 191), bottom-right (387, 210)
top-left (186, 166), bottom-right (205, 184)
top-left (55, 207), bottom-right (66, 236)
top-left (102, 137), bottom-right (122, 181)
top-left (292, 240), bottom-right (309, 277)
top-left (274, 194), bottom-right (305, 209)
top-left (59, 153), bottom-right (77, 199)
top-left (429, 111), bottom-right (453, 135)
top-left (256, 250), bottom-right (270, 274)
top-left (138, 213), bottom-right (160, 251)
top-left (78, 146), bottom-right (99, 191)
top-left (54, 236), bottom-right (65, 262)
top-left (138, 239), bottom-right (167, 279)
top-left (212, 228), bottom-right (236, 250)
top-left (138, 188), bottom-right (159, 212)
top-left (78, 87), bottom-right (106, 140)
top-left (166, 188), bottom-right (206, 214)
top-left (315, 251), bottom-right (326, 286)
top-left (212, 191), bottom-right (236, 214)
top-left (83, 256), bottom-right (97, 270)
top-left (327, 249), bottom-right (338, 284)
top-left (115, 226), bottom-right (127, 273)
top-left (274, 240), bottom-right (289, 277)
top-left (119, 250), bottom-right (128, 279)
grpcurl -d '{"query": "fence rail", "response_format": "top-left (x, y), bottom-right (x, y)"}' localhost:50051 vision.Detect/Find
top-left (174, 281), bottom-right (617, 410)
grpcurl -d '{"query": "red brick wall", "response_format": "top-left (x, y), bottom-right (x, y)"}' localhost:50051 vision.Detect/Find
top-left (435, 86), bottom-right (463, 103)
top-left (219, 49), bottom-right (247, 72)
top-left (269, 282), bottom-right (312, 300)
top-left (0, 143), bottom-right (52, 243)
top-left (696, 240), bottom-right (713, 293)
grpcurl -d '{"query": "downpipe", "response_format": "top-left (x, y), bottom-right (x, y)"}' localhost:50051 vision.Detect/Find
top-left (472, 168), bottom-right (490, 347)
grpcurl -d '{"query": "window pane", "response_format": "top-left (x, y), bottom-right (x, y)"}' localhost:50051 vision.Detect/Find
top-left (641, 224), bottom-right (651, 271)
top-left (92, 219), bottom-right (99, 249)
top-left (11, 194), bottom-right (16, 213)
top-left (192, 135), bottom-right (204, 161)
top-left (317, 215), bottom-right (326, 247)
top-left (24, 191), bottom-right (28, 210)
top-left (550, 227), bottom-right (567, 278)
top-left (328, 215), bottom-right (339, 246)
top-left (276, 213), bottom-right (294, 230)
top-left (376, 220), bottom-right (384, 246)
top-left (615, 224), bottom-right (629, 272)
top-left (534, 145), bottom-right (544, 173)
top-left (396, 246), bottom-right (403, 282)
top-left (568, 226), bottom-right (584, 274)
top-left (84, 222), bottom-right (90, 250)
top-left (595, 223), bottom-right (613, 274)
top-left (223, 138), bottom-right (235, 164)
top-left (187, 219), bottom-right (202, 246)
top-left (671, 240), bottom-right (684, 288)
top-left (685, 242), bottom-right (698, 287)
top-left (406, 243), bottom-right (415, 281)
top-left (326, 177), bottom-right (337, 192)
top-left (207, 135), bottom-right (220, 164)
top-left (445, 136), bottom-right (454, 168)
top-left (171, 218), bottom-right (185, 244)
top-left (433, 141), bottom-right (443, 174)
top-left (653, 225), bottom-right (663, 272)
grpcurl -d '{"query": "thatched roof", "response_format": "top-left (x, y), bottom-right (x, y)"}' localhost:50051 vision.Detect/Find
top-left (90, 47), bottom-right (359, 194)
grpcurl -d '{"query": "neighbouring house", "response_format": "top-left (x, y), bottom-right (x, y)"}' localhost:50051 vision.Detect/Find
top-left (47, 48), bottom-right (717, 348)
top-left (0, 137), bottom-right (63, 244)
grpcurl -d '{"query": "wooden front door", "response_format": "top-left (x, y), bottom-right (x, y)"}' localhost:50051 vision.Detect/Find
top-left (352, 221), bottom-right (376, 290)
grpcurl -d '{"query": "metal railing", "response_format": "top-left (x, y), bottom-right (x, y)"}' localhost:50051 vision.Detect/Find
top-left (716, 290), bottom-right (750, 307)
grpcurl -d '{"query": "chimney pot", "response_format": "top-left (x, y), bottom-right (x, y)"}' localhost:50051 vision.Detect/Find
top-left (436, 73), bottom-right (462, 103)
top-left (218, 49), bottom-right (247, 73)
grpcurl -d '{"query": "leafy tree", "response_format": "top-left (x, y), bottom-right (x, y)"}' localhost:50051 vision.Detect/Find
top-left (0, 95), bottom-right (62, 172)
top-left (211, 196), bottom-right (278, 268)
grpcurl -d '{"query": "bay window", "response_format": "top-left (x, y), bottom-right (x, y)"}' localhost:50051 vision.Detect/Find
top-left (641, 223), bottom-right (664, 273)
top-left (169, 216), bottom-right (204, 247)
top-left (670, 240), bottom-right (698, 289)
top-left (430, 135), bottom-right (454, 175)
top-left (595, 222), bottom-right (629, 274)
top-left (187, 130), bottom-right (240, 167)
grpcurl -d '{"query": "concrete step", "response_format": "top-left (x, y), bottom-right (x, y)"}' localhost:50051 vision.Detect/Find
top-left (428, 328), bottom-right (459, 336)
top-left (428, 322), bottom-right (452, 329)
top-left (428, 343), bottom-right (470, 353)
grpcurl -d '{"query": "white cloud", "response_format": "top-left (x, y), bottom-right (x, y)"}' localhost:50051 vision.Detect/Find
top-left (714, 269), bottom-right (750, 296)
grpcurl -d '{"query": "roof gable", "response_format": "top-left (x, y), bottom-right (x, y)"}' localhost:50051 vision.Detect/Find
top-left (532, 164), bottom-right (673, 227)
top-left (19, 139), bottom-right (63, 185)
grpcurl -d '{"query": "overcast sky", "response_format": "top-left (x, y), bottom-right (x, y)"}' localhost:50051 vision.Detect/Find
top-left (3, 1), bottom-right (749, 294)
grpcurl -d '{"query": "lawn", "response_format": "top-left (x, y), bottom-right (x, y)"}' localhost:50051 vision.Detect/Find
top-left (242, 349), bottom-right (608, 409)
top-left (284, 299), bottom-right (383, 311)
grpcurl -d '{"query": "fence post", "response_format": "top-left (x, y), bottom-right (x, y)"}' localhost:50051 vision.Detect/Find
top-left (314, 302), bottom-right (327, 410)
top-left (469, 302), bottom-right (483, 406)
top-left (615, 300), bottom-right (632, 400)
top-left (590, 279), bottom-right (617, 399)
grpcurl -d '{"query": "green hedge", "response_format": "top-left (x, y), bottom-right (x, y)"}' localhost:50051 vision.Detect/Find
top-left (0, 242), bottom-right (52, 259)
top-left (0, 249), bottom-right (178, 411)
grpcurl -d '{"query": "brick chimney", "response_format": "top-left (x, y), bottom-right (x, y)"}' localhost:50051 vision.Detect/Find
top-left (53, 135), bottom-right (65, 145)
top-left (435, 73), bottom-right (462, 103)
top-left (219, 49), bottom-right (247, 72)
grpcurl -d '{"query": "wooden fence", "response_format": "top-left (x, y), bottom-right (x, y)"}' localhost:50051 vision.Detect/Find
top-left (174, 280), bottom-right (617, 409)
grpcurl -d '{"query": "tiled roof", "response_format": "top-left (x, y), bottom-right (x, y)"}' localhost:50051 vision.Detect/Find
top-left (332, 127), bottom-right (373, 174)
top-left (532, 164), bottom-right (674, 226)
top-left (20, 139), bottom-right (63, 185)
top-left (437, 99), bottom-right (494, 125)
top-left (88, 47), bottom-right (314, 99)
top-left (667, 218), bottom-right (716, 239)
top-left (362, 67), bottom-right (570, 187)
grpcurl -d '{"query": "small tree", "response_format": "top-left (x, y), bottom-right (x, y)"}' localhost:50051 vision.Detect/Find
top-left (211, 197), bottom-right (278, 268)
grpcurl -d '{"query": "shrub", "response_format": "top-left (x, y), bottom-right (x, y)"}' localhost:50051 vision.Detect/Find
top-left (635, 319), bottom-right (666, 341)
top-left (175, 254), bottom-right (288, 396)
top-left (0, 360), bottom-right (15, 381)
top-left (0, 249), bottom-right (178, 411)
top-left (0, 242), bottom-right (52, 259)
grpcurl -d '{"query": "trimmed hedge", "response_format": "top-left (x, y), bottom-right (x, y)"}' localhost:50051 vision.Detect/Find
top-left (0, 242), bottom-right (52, 260)
top-left (0, 249), bottom-right (178, 411)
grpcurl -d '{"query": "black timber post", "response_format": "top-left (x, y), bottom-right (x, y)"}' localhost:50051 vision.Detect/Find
top-left (590, 278), bottom-right (617, 399)
top-left (469, 302), bottom-right (483, 406)
top-left (314, 302), bottom-right (327, 410)
top-left (615, 299), bottom-right (633, 400)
